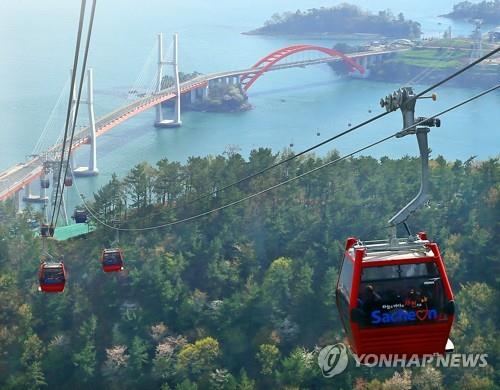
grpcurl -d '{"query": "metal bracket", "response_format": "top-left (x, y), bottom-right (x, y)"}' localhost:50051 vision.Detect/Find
top-left (381, 86), bottom-right (440, 231)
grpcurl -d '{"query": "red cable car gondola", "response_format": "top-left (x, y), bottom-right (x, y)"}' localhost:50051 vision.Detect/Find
top-left (64, 175), bottom-right (73, 186)
top-left (335, 87), bottom-right (455, 358)
top-left (336, 233), bottom-right (455, 357)
top-left (40, 178), bottom-right (50, 189)
top-left (100, 248), bottom-right (124, 272)
top-left (38, 262), bottom-right (67, 293)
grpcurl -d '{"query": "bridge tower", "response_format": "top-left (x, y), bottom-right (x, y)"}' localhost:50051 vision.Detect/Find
top-left (155, 33), bottom-right (182, 128)
top-left (74, 68), bottom-right (99, 176)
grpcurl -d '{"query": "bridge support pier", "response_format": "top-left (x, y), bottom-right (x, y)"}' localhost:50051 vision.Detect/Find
top-left (23, 179), bottom-right (48, 203)
top-left (23, 183), bottom-right (41, 203)
top-left (190, 89), bottom-right (197, 104)
top-left (155, 33), bottom-right (182, 128)
top-left (74, 68), bottom-right (99, 177)
top-left (14, 190), bottom-right (22, 213)
top-left (201, 85), bottom-right (209, 101)
top-left (351, 56), bottom-right (370, 78)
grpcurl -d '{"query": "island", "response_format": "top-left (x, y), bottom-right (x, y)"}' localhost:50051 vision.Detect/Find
top-left (244, 4), bottom-right (422, 39)
top-left (329, 39), bottom-right (500, 88)
top-left (190, 83), bottom-right (251, 113)
top-left (161, 72), bottom-right (251, 113)
top-left (440, 1), bottom-right (500, 24)
top-left (161, 71), bottom-right (203, 89)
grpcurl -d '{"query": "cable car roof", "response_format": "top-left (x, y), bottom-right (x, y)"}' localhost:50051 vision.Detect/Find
top-left (349, 237), bottom-right (434, 263)
top-left (41, 262), bottom-right (64, 269)
top-left (103, 248), bottom-right (121, 252)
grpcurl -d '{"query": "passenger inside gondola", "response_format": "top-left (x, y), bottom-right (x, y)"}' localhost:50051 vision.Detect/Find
top-left (360, 285), bottom-right (382, 314)
top-left (405, 288), bottom-right (429, 309)
top-left (404, 287), bottom-right (418, 309)
top-left (358, 263), bottom-right (448, 326)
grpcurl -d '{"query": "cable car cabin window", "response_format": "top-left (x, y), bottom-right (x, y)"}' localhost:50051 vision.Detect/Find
top-left (337, 254), bottom-right (355, 338)
top-left (338, 254), bottom-right (354, 300)
top-left (103, 252), bottom-right (121, 265)
top-left (357, 262), bottom-right (448, 327)
top-left (42, 268), bottom-right (65, 284)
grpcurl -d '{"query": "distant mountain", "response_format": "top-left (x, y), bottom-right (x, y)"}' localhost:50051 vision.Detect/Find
top-left (440, 0), bottom-right (500, 24)
top-left (244, 4), bottom-right (422, 39)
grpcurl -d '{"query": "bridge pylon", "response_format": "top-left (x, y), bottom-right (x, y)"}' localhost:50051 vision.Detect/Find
top-left (14, 189), bottom-right (22, 214)
top-left (74, 68), bottom-right (99, 177)
top-left (155, 33), bottom-right (182, 128)
top-left (22, 182), bottom-right (48, 203)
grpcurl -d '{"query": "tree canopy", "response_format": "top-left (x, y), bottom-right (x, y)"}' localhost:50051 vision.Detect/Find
top-left (0, 149), bottom-right (498, 388)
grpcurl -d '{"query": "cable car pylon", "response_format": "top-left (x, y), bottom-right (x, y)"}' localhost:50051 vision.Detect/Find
top-left (336, 87), bottom-right (455, 359)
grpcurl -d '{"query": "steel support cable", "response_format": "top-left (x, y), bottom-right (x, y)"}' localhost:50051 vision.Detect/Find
top-left (32, 77), bottom-right (71, 155)
top-left (141, 47), bottom-right (500, 214)
top-left (148, 69), bottom-right (161, 95)
top-left (136, 45), bottom-right (155, 90)
top-left (76, 83), bottom-right (500, 232)
top-left (129, 43), bottom-right (156, 99)
top-left (54, 0), bottom-right (97, 227)
top-left (49, 0), bottom-right (87, 226)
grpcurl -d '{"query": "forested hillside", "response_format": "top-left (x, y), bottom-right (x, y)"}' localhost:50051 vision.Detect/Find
top-left (245, 4), bottom-right (422, 38)
top-left (441, 0), bottom-right (500, 24)
top-left (0, 149), bottom-right (498, 389)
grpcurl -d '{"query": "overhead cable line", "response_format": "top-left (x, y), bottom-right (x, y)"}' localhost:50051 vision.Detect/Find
top-left (153, 46), bottom-right (500, 211)
top-left (49, 0), bottom-right (88, 226)
top-left (77, 83), bottom-right (500, 232)
top-left (54, 0), bottom-right (97, 227)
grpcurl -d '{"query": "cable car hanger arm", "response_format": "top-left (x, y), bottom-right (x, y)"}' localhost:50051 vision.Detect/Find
top-left (380, 86), bottom-right (441, 229)
top-left (389, 126), bottom-right (430, 227)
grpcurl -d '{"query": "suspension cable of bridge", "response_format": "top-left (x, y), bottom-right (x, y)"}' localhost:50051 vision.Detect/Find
top-left (51, 0), bottom-right (97, 228)
top-left (128, 42), bottom-right (156, 100)
top-left (32, 77), bottom-right (71, 156)
top-left (74, 82), bottom-right (499, 232)
top-left (128, 46), bottom-right (500, 213)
